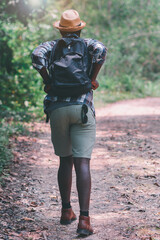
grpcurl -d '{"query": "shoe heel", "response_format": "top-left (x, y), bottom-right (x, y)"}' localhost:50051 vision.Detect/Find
top-left (60, 217), bottom-right (77, 225)
top-left (60, 219), bottom-right (72, 225)
top-left (77, 228), bottom-right (92, 236)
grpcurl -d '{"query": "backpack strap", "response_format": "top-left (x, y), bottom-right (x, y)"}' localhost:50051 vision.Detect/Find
top-left (49, 39), bottom-right (59, 67)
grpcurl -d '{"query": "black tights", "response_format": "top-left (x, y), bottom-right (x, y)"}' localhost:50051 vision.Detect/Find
top-left (58, 156), bottom-right (91, 211)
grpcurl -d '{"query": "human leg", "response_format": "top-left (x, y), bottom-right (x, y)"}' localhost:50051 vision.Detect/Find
top-left (69, 106), bottom-right (95, 235)
top-left (58, 155), bottom-right (76, 225)
top-left (49, 107), bottom-right (80, 225)
top-left (74, 157), bottom-right (91, 212)
top-left (58, 155), bottom-right (73, 205)
top-left (74, 157), bottom-right (93, 235)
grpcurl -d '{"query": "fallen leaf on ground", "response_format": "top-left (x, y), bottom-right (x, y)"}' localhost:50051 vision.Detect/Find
top-left (50, 195), bottom-right (58, 201)
top-left (22, 217), bottom-right (35, 222)
top-left (30, 201), bottom-right (38, 207)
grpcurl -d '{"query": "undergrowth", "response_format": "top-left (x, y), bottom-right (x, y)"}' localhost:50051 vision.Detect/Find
top-left (0, 118), bottom-right (29, 177)
top-left (94, 75), bottom-right (160, 107)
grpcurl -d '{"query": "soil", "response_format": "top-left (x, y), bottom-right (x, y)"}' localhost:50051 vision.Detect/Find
top-left (0, 97), bottom-right (160, 240)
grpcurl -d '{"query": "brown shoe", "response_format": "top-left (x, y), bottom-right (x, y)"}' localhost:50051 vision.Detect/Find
top-left (77, 215), bottom-right (93, 236)
top-left (60, 208), bottom-right (77, 225)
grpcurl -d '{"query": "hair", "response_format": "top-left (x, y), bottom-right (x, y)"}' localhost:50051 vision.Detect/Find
top-left (60, 30), bottom-right (81, 37)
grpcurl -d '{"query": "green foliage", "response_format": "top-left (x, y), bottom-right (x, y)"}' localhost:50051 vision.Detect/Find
top-left (0, 120), bottom-right (29, 175)
top-left (0, 124), bottom-right (12, 175)
top-left (70, 0), bottom-right (160, 94)
top-left (0, 0), bottom-right (58, 114)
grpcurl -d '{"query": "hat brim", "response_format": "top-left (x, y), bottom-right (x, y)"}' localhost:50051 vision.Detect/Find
top-left (53, 20), bottom-right (86, 32)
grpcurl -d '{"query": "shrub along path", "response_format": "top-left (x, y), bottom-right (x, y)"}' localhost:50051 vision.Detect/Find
top-left (0, 97), bottom-right (160, 240)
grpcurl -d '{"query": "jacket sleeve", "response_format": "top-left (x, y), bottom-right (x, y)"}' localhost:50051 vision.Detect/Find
top-left (85, 38), bottom-right (107, 65)
top-left (31, 41), bottom-right (56, 72)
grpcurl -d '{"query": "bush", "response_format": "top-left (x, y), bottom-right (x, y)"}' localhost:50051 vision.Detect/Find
top-left (0, 120), bottom-right (29, 176)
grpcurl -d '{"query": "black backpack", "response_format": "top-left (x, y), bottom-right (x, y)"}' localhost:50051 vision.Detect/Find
top-left (48, 35), bottom-right (92, 97)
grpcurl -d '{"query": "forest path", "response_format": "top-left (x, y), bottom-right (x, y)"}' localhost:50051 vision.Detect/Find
top-left (0, 97), bottom-right (160, 240)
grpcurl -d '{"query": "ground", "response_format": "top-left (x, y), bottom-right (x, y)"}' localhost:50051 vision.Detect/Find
top-left (0, 97), bottom-right (160, 240)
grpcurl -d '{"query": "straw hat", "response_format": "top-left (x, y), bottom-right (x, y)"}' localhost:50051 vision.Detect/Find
top-left (53, 9), bottom-right (86, 32)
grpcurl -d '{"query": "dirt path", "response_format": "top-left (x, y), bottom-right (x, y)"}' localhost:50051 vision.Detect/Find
top-left (0, 97), bottom-right (160, 240)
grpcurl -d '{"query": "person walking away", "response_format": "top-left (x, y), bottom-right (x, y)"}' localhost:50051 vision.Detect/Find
top-left (31, 9), bottom-right (107, 236)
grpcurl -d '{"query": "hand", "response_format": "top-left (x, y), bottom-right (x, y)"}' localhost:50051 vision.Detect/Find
top-left (91, 80), bottom-right (99, 90)
top-left (44, 84), bottom-right (51, 93)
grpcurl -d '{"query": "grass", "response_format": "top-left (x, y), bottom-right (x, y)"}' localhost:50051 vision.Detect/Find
top-left (94, 76), bottom-right (160, 108)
